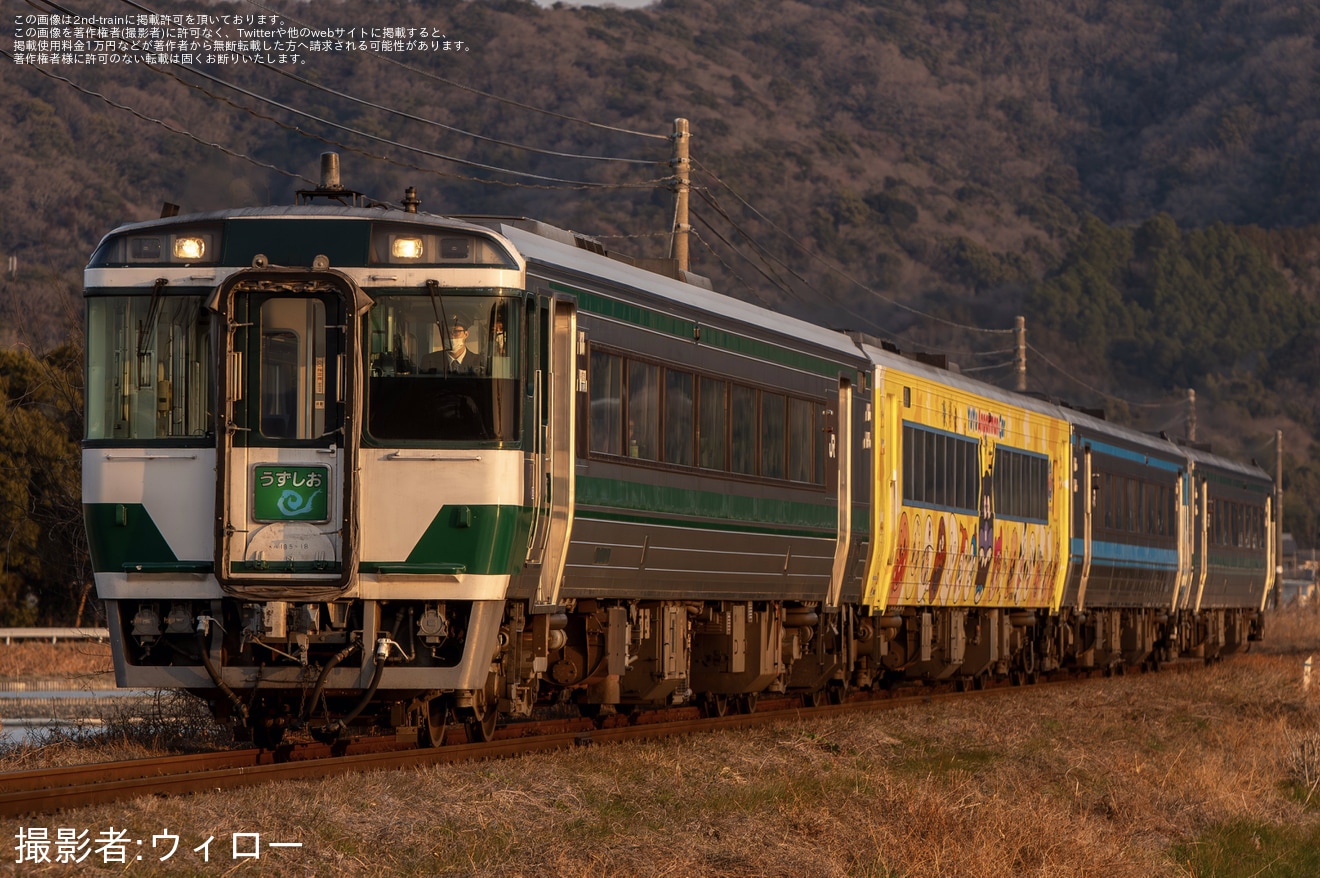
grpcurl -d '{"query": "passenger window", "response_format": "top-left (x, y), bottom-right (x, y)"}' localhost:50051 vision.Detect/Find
top-left (788, 397), bottom-right (815, 483)
top-left (589, 351), bottom-right (623, 455)
top-left (627, 361), bottom-right (659, 460)
top-left (698, 377), bottom-right (726, 470)
top-left (732, 385), bottom-right (757, 474)
top-left (761, 392), bottom-right (786, 479)
top-left (664, 370), bottom-right (694, 466)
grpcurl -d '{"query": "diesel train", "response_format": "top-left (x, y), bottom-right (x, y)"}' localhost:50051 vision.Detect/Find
top-left (82, 161), bottom-right (1274, 747)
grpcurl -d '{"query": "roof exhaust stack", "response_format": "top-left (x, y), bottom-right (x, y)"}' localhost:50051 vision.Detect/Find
top-left (297, 152), bottom-right (368, 206)
top-left (320, 152), bottom-right (342, 191)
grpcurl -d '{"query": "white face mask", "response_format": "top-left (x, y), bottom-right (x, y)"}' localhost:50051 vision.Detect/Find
top-left (449, 330), bottom-right (467, 351)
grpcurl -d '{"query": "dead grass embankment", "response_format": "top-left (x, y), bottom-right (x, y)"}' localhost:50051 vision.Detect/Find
top-left (4, 609), bottom-right (1320, 875)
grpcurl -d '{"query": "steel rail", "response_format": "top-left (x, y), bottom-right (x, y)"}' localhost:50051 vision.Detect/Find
top-left (0, 659), bottom-right (1204, 817)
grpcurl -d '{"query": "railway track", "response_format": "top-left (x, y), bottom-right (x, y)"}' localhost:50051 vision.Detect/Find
top-left (0, 661), bottom-right (1197, 817)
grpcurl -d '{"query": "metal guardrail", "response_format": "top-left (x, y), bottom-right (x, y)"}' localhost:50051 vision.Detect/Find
top-left (0, 628), bottom-right (110, 645)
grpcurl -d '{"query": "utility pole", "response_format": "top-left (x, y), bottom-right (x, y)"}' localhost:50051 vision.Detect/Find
top-left (671, 118), bottom-right (691, 274)
top-left (1014, 315), bottom-right (1026, 392)
top-left (1276, 429), bottom-right (1284, 608)
top-left (1186, 389), bottom-right (1197, 442)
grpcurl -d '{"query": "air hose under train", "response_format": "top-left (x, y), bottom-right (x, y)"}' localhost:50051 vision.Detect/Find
top-left (195, 616), bottom-right (247, 723)
top-left (300, 638), bottom-right (362, 726)
top-left (315, 637), bottom-right (394, 740)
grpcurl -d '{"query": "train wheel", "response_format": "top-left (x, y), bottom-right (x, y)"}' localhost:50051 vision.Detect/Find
top-left (827, 683), bottom-right (847, 705)
top-left (464, 688), bottom-right (498, 742)
top-left (466, 708), bottom-right (497, 743)
top-left (418, 697), bottom-right (450, 748)
top-left (703, 694), bottom-right (730, 718)
top-left (740, 692), bottom-right (758, 714)
top-left (803, 689), bottom-right (827, 708)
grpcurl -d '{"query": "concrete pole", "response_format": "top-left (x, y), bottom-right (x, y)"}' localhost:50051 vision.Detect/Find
top-left (1186, 389), bottom-right (1197, 442)
top-left (1277, 429), bottom-right (1285, 607)
top-left (671, 118), bottom-right (691, 274)
top-left (1014, 316), bottom-right (1026, 392)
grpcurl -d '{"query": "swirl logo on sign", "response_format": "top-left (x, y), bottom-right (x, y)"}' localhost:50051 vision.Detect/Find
top-left (277, 489), bottom-right (323, 517)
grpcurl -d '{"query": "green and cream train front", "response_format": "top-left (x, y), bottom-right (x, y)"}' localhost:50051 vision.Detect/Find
top-left (82, 204), bottom-right (567, 743)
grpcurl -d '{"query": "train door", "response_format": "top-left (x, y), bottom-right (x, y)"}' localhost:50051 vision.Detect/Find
top-left (826, 377), bottom-right (853, 608)
top-left (524, 293), bottom-right (577, 608)
top-left (1173, 469), bottom-right (1195, 610)
top-left (1077, 445), bottom-right (1094, 609)
top-left (211, 272), bottom-right (367, 590)
top-left (1190, 474), bottom-right (1210, 612)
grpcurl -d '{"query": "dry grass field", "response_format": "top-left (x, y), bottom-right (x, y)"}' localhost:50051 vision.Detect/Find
top-left (0, 640), bottom-right (112, 680)
top-left (4, 606), bottom-right (1320, 876)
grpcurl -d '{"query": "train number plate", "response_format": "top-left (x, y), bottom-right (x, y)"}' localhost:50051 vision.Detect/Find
top-left (253, 465), bottom-right (330, 522)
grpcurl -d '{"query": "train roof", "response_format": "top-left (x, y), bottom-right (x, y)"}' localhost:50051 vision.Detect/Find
top-left (88, 204), bottom-right (529, 269)
top-left (481, 218), bottom-right (868, 364)
top-left (1182, 443), bottom-right (1273, 484)
top-left (857, 341), bottom-right (1069, 421)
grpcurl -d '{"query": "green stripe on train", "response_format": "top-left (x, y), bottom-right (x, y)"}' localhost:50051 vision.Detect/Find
top-left (575, 476), bottom-right (836, 531)
top-left (84, 503), bottom-right (202, 573)
top-left (361, 504), bottom-right (534, 575)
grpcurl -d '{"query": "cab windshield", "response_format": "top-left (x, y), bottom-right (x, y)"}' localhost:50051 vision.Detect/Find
top-left (365, 293), bottom-right (520, 443)
top-left (85, 294), bottom-right (214, 442)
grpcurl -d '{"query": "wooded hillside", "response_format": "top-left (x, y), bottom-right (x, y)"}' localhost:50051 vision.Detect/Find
top-left (6, 0), bottom-right (1320, 619)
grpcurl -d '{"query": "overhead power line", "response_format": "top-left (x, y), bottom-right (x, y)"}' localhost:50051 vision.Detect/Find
top-left (257, 62), bottom-right (664, 166)
top-left (238, 0), bottom-right (669, 141)
top-left (148, 55), bottom-right (668, 188)
top-left (694, 158), bottom-right (1015, 338)
top-left (1026, 343), bottom-right (1179, 409)
top-left (1, 48), bottom-right (313, 184)
top-left (155, 59), bottom-right (670, 190)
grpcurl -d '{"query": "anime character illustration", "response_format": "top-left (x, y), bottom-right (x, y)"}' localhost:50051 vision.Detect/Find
top-left (953, 521), bottom-right (972, 603)
top-left (912, 514), bottom-right (934, 601)
top-left (927, 515), bottom-right (949, 604)
top-left (889, 511), bottom-right (911, 602)
top-left (1007, 526), bottom-right (1024, 605)
top-left (973, 460), bottom-right (995, 602)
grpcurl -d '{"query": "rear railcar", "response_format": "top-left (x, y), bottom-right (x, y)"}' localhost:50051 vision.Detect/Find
top-left (1182, 447), bottom-right (1272, 654)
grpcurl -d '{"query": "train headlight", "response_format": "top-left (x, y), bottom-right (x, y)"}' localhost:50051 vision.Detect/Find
top-left (391, 235), bottom-right (424, 260)
top-left (172, 235), bottom-right (206, 261)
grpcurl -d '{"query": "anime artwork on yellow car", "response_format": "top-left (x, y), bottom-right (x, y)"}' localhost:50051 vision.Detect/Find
top-left (863, 365), bottom-right (1071, 614)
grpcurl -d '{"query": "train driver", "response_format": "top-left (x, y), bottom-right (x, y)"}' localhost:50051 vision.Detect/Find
top-left (421, 314), bottom-right (484, 375)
